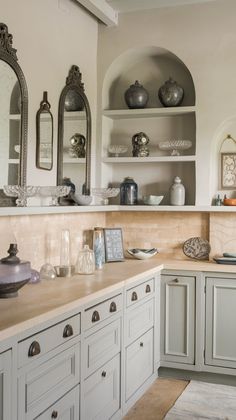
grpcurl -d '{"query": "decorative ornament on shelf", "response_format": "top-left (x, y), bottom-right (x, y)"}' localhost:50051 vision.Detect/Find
top-left (124, 80), bottom-right (149, 109)
top-left (183, 237), bottom-right (211, 260)
top-left (3, 185), bottom-right (40, 207)
top-left (69, 133), bottom-right (86, 158)
top-left (220, 134), bottom-right (236, 190)
top-left (169, 176), bottom-right (185, 206)
top-left (92, 188), bottom-right (120, 205)
top-left (120, 177), bottom-right (138, 205)
top-left (132, 132), bottom-right (150, 157)
top-left (158, 139), bottom-right (192, 156)
top-left (108, 145), bottom-right (128, 157)
top-left (158, 77), bottom-right (184, 107)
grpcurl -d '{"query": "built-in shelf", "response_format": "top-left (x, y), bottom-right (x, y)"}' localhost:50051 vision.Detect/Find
top-left (63, 158), bottom-right (86, 164)
top-left (64, 111), bottom-right (86, 121)
top-left (8, 159), bottom-right (19, 164)
top-left (103, 156), bottom-right (196, 163)
top-left (9, 114), bottom-right (20, 120)
top-left (103, 106), bottom-right (196, 120)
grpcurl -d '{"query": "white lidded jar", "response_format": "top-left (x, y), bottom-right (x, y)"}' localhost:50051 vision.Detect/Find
top-left (170, 176), bottom-right (185, 206)
top-left (75, 245), bottom-right (95, 275)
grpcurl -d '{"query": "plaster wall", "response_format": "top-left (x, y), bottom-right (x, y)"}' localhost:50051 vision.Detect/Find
top-left (1, 0), bottom-right (98, 188)
top-left (97, 0), bottom-right (236, 205)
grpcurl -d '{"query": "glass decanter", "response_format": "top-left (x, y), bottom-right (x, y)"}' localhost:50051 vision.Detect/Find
top-left (75, 245), bottom-right (95, 275)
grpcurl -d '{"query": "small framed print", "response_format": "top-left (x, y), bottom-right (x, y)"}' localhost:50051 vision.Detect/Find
top-left (104, 228), bottom-right (124, 262)
top-left (221, 153), bottom-right (236, 189)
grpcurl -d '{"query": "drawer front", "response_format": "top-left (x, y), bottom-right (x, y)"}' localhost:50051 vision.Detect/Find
top-left (125, 298), bottom-right (154, 345)
top-left (126, 278), bottom-right (154, 308)
top-left (18, 313), bottom-right (80, 368)
top-left (18, 343), bottom-right (80, 420)
top-left (84, 354), bottom-right (120, 420)
top-left (125, 328), bottom-right (154, 401)
top-left (35, 385), bottom-right (79, 420)
top-left (84, 294), bottom-right (122, 331)
top-left (85, 318), bottom-right (121, 378)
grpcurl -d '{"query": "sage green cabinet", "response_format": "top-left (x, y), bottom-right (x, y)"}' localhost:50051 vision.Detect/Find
top-left (205, 276), bottom-right (236, 369)
top-left (161, 274), bottom-right (195, 365)
top-left (0, 350), bottom-right (11, 420)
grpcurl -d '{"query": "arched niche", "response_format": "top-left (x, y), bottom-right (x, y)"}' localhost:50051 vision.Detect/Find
top-left (102, 46), bottom-right (195, 110)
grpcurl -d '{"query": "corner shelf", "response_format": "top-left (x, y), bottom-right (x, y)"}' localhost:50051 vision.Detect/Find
top-left (103, 156), bottom-right (196, 163)
top-left (103, 106), bottom-right (196, 120)
top-left (63, 158), bottom-right (86, 164)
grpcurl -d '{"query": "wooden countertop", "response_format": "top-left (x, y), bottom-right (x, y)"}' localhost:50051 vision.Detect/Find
top-left (1, 256), bottom-right (236, 342)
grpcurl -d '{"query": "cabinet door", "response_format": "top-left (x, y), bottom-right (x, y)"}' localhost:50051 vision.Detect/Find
top-left (205, 277), bottom-right (236, 369)
top-left (84, 354), bottom-right (120, 420)
top-left (36, 385), bottom-right (79, 420)
top-left (0, 350), bottom-right (11, 420)
top-left (161, 274), bottom-right (195, 364)
top-left (125, 328), bottom-right (154, 401)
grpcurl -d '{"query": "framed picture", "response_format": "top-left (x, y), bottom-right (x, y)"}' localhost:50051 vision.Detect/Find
top-left (104, 228), bottom-right (124, 262)
top-left (221, 153), bottom-right (236, 189)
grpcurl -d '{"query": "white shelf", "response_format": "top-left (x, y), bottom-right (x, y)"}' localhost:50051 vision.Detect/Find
top-left (103, 156), bottom-right (196, 163)
top-left (9, 114), bottom-right (21, 120)
top-left (64, 111), bottom-right (86, 121)
top-left (103, 106), bottom-right (196, 120)
top-left (63, 158), bottom-right (86, 164)
top-left (8, 159), bottom-right (19, 164)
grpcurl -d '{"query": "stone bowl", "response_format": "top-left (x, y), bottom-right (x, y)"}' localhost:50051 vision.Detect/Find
top-left (143, 195), bottom-right (164, 205)
top-left (73, 193), bottom-right (93, 205)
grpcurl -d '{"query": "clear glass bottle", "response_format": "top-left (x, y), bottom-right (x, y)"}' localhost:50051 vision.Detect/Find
top-left (75, 245), bottom-right (95, 274)
top-left (93, 227), bottom-right (105, 269)
top-left (170, 176), bottom-right (185, 206)
top-left (120, 177), bottom-right (138, 205)
top-left (59, 229), bottom-right (71, 277)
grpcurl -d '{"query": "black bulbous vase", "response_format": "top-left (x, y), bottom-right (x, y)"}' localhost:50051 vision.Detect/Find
top-left (124, 80), bottom-right (149, 109)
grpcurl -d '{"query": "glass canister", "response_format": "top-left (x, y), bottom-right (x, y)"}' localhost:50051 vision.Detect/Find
top-left (75, 245), bottom-right (95, 274)
top-left (120, 177), bottom-right (138, 205)
top-left (93, 227), bottom-right (105, 269)
top-left (170, 176), bottom-right (185, 205)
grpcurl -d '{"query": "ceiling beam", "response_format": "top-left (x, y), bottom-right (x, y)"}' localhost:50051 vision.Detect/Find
top-left (76, 0), bottom-right (118, 26)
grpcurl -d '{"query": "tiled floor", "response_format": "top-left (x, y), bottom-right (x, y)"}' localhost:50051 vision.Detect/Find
top-left (124, 378), bottom-right (189, 420)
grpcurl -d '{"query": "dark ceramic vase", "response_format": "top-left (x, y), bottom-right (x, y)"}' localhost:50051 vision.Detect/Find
top-left (120, 177), bottom-right (138, 205)
top-left (158, 77), bottom-right (184, 107)
top-left (65, 89), bottom-right (84, 112)
top-left (124, 80), bottom-right (149, 109)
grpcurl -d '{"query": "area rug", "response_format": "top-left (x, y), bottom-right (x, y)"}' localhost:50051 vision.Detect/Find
top-left (164, 380), bottom-right (236, 419)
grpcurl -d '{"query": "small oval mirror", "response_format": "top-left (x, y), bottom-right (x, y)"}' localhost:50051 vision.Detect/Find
top-left (36, 91), bottom-right (53, 171)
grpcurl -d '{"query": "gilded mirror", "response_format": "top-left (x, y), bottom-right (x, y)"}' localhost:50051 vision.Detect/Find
top-left (36, 91), bottom-right (53, 170)
top-left (57, 65), bottom-right (91, 200)
top-left (0, 23), bottom-right (28, 205)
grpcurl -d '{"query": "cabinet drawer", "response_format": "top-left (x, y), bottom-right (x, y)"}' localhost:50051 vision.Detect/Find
top-left (84, 354), bottom-right (120, 420)
top-left (18, 343), bottom-right (80, 420)
top-left (126, 278), bottom-right (154, 307)
top-left (85, 318), bottom-right (121, 377)
top-left (125, 328), bottom-right (154, 401)
top-left (125, 298), bottom-right (154, 345)
top-left (84, 294), bottom-right (122, 331)
top-left (35, 385), bottom-right (79, 420)
top-left (18, 313), bottom-right (80, 368)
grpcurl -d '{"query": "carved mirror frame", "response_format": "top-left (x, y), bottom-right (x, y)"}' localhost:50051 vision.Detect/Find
top-left (0, 23), bottom-right (28, 188)
top-left (57, 65), bottom-right (91, 195)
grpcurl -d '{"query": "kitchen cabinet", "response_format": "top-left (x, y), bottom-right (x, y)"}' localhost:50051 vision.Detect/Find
top-left (35, 385), bottom-right (80, 420)
top-left (205, 276), bottom-right (236, 370)
top-left (0, 349), bottom-right (11, 420)
top-left (99, 48), bottom-right (196, 205)
top-left (161, 274), bottom-right (195, 365)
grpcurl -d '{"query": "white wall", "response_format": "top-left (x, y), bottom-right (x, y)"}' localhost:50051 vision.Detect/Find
top-left (97, 0), bottom-right (236, 205)
top-left (1, 0), bottom-right (98, 187)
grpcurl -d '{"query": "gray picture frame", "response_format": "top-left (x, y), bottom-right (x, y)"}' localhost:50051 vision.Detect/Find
top-left (104, 228), bottom-right (124, 262)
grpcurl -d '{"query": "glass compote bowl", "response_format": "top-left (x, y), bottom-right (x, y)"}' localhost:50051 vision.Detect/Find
top-left (3, 185), bottom-right (40, 207)
top-left (92, 188), bottom-right (120, 205)
top-left (39, 186), bottom-right (71, 206)
top-left (158, 140), bottom-right (192, 156)
top-left (108, 145), bottom-right (128, 157)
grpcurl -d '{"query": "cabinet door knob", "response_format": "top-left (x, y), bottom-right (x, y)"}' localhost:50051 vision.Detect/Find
top-left (174, 278), bottom-right (179, 283)
top-left (131, 291), bottom-right (138, 301)
top-left (109, 301), bottom-right (117, 312)
top-left (140, 342), bottom-right (144, 347)
top-left (145, 284), bottom-right (151, 293)
top-left (92, 310), bottom-right (100, 323)
top-left (101, 371), bottom-right (106, 377)
top-left (63, 324), bottom-right (74, 338)
top-left (51, 411), bottom-right (58, 418)
top-left (28, 341), bottom-right (41, 357)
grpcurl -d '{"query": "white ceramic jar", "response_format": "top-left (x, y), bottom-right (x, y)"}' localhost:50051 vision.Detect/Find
top-left (170, 176), bottom-right (185, 205)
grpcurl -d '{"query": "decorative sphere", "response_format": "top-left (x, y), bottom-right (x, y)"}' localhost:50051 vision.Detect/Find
top-left (124, 80), bottom-right (149, 109)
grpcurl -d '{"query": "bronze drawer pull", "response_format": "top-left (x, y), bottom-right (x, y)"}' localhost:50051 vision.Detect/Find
top-left (92, 310), bottom-right (100, 323)
top-left (140, 342), bottom-right (144, 347)
top-left (102, 371), bottom-right (106, 377)
top-left (131, 291), bottom-right (138, 301)
top-left (110, 301), bottom-right (117, 312)
top-left (63, 324), bottom-right (74, 338)
top-left (28, 341), bottom-right (41, 357)
top-left (145, 284), bottom-right (151, 293)
top-left (51, 411), bottom-right (58, 419)
top-left (173, 278), bottom-right (179, 283)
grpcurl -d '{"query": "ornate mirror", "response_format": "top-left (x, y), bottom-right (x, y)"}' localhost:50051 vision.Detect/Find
top-left (0, 23), bottom-right (28, 205)
top-left (36, 91), bottom-right (53, 171)
top-left (57, 65), bottom-right (91, 200)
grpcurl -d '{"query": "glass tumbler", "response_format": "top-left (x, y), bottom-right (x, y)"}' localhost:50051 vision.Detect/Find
top-left (75, 245), bottom-right (95, 274)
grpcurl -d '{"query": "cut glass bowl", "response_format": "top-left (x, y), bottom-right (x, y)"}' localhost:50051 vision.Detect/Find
top-left (92, 188), bottom-right (120, 205)
top-left (158, 140), bottom-right (192, 156)
top-left (39, 186), bottom-right (71, 206)
top-left (3, 185), bottom-right (40, 207)
top-left (108, 145), bottom-right (128, 157)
